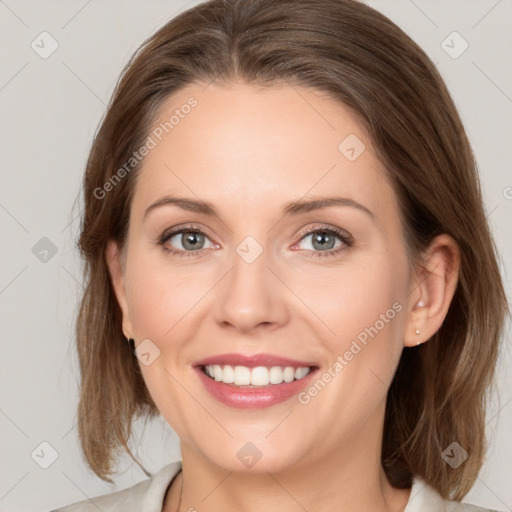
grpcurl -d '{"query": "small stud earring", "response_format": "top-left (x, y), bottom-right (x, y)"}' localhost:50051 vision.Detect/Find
top-left (417, 300), bottom-right (425, 307)
top-left (415, 328), bottom-right (421, 345)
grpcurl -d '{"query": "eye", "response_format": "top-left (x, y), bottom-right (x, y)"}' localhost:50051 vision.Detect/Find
top-left (157, 223), bottom-right (353, 259)
top-left (292, 225), bottom-right (353, 258)
top-left (159, 224), bottom-right (217, 257)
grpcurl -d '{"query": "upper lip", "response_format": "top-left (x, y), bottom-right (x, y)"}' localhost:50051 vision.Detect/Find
top-left (193, 353), bottom-right (318, 369)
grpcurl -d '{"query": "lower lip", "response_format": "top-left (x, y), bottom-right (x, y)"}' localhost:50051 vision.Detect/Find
top-left (194, 366), bottom-right (318, 409)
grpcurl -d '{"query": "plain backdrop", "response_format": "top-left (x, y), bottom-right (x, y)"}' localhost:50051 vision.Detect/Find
top-left (0, 1), bottom-right (511, 511)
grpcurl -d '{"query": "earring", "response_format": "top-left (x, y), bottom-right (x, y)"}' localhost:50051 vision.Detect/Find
top-left (417, 300), bottom-right (425, 307)
top-left (127, 337), bottom-right (134, 346)
top-left (415, 328), bottom-right (421, 345)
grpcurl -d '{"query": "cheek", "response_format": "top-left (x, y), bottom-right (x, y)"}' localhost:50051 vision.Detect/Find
top-left (125, 249), bottom-right (210, 341)
top-left (298, 258), bottom-right (407, 432)
top-left (123, 252), bottom-right (207, 439)
top-left (307, 253), bottom-right (407, 375)
top-left (309, 258), bottom-right (402, 331)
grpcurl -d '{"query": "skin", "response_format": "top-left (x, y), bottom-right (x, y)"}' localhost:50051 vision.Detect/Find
top-left (106, 80), bottom-right (460, 512)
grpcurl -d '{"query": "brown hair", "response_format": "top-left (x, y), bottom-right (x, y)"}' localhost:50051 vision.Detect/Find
top-left (74, 0), bottom-right (508, 499)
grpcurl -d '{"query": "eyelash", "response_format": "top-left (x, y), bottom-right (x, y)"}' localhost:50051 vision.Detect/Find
top-left (158, 223), bottom-right (353, 259)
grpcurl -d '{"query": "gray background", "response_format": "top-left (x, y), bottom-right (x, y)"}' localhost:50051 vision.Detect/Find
top-left (0, 1), bottom-right (511, 511)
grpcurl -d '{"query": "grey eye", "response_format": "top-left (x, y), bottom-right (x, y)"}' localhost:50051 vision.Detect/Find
top-left (298, 230), bottom-right (343, 252)
top-left (167, 230), bottom-right (213, 251)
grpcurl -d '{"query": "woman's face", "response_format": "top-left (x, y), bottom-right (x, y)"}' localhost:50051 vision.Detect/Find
top-left (108, 81), bottom-right (419, 473)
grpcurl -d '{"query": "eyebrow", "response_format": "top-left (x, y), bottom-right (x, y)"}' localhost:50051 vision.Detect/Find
top-left (143, 195), bottom-right (375, 220)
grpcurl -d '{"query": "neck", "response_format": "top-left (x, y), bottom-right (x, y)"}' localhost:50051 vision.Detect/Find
top-left (163, 428), bottom-right (411, 512)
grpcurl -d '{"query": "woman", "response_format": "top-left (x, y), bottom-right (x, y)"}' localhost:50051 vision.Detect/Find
top-left (51, 0), bottom-right (508, 510)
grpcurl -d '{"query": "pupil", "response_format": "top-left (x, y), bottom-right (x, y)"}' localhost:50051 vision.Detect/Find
top-left (313, 232), bottom-right (334, 250)
top-left (183, 232), bottom-right (203, 250)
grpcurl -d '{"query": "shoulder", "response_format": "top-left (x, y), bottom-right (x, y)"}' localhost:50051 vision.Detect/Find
top-left (49, 460), bottom-right (182, 512)
top-left (444, 502), bottom-right (504, 512)
top-left (405, 475), bottom-right (505, 512)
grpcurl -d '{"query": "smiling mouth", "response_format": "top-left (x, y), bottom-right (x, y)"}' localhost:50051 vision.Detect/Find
top-left (200, 364), bottom-right (316, 387)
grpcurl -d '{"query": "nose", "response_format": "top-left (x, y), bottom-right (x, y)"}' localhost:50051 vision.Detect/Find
top-left (213, 243), bottom-right (290, 334)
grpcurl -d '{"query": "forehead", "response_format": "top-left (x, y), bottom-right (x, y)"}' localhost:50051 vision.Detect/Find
top-left (131, 81), bottom-right (397, 224)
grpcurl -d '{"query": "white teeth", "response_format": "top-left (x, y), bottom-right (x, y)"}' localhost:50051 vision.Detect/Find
top-left (295, 367), bottom-right (311, 379)
top-left (213, 365), bottom-right (223, 382)
top-left (233, 366), bottom-right (251, 385)
top-left (251, 366), bottom-right (269, 386)
top-left (204, 364), bottom-right (312, 386)
top-left (222, 364), bottom-right (235, 383)
top-left (269, 366), bottom-right (283, 384)
top-left (283, 367), bottom-right (295, 383)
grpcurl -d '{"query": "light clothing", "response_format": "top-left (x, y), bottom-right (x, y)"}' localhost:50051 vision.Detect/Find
top-left (50, 460), bottom-right (503, 512)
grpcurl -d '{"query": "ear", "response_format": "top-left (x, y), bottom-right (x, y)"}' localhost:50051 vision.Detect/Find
top-left (404, 234), bottom-right (460, 347)
top-left (105, 239), bottom-right (134, 339)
